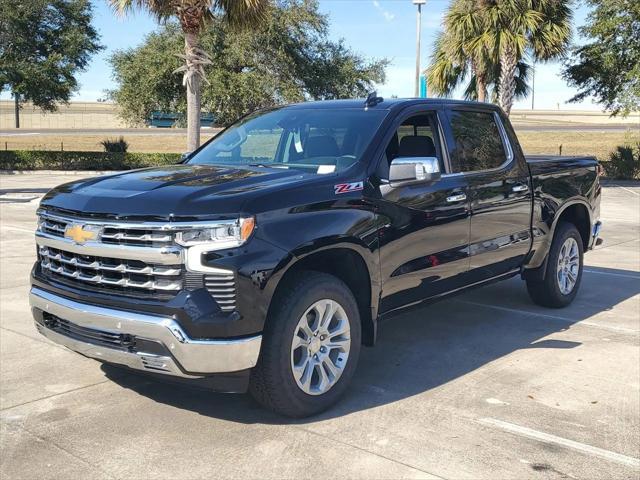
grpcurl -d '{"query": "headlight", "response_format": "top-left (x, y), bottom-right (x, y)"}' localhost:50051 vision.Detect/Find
top-left (175, 217), bottom-right (255, 248)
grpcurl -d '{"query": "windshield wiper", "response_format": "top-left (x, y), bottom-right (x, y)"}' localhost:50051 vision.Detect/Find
top-left (247, 163), bottom-right (289, 169)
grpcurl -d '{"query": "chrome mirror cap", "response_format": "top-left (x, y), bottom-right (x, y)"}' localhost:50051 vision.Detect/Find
top-left (389, 156), bottom-right (441, 185)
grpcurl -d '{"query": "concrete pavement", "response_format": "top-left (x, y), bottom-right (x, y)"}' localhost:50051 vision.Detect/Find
top-left (0, 176), bottom-right (638, 479)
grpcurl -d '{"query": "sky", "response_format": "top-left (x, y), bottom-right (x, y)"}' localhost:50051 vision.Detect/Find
top-left (3, 0), bottom-right (598, 111)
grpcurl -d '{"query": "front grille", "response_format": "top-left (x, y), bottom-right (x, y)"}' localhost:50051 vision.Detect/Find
top-left (38, 246), bottom-right (183, 295)
top-left (38, 211), bottom-right (174, 247)
top-left (36, 210), bottom-right (238, 310)
top-left (205, 272), bottom-right (237, 311)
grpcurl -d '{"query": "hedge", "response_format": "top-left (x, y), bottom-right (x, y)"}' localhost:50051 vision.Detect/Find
top-left (0, 150), bottom-right (182, 171)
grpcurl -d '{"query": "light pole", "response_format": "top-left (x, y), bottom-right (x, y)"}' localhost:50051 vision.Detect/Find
top-left (531, 63), bottom-right (535, 110)
top-left (413, 0), bottom-right (426, 97)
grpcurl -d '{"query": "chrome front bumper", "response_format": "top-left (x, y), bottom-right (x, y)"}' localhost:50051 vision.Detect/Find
top-left (29, 287), bottom-right (262, 378)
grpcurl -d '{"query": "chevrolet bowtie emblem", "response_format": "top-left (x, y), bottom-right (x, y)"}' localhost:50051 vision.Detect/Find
top-left (64, 224), bottom-right (100, 244)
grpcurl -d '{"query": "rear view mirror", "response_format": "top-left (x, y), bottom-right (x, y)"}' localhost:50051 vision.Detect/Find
top-left (389, 157), bottom-right (441, 185)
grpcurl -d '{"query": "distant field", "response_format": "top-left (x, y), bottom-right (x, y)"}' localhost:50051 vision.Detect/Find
top-left (517, 131), bottom-right (638, 160)
top-left (1, 129), bottom-right (638, 160)
top-left (0, 133), bottom-right (218, 154)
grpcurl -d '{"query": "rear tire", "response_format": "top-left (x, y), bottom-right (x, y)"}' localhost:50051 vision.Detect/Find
top-left (526, 222), bottom-right (584, 308)
top-left (249, 271), bottom-right (361, 418)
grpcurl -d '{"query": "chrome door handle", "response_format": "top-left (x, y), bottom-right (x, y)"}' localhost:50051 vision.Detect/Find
top-left (446, 193), bottom-right (467, 203)
top-left (512, 184), bottom-right (529, 193)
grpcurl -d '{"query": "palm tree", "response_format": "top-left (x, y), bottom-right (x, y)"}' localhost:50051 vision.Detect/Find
top-left (426, 31), bottom-right (531, 103)
top-left (428, 0), bottom-right (571, 115)
top-left (109, 0), bottom-right (267, 151)
top-left (484, 0), bottom-right (572, 114)
top-left (438, 0), bottom-right (493, 102)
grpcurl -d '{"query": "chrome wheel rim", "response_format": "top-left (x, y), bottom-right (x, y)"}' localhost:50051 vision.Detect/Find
top-left (290, 299), bottom-right (351, 396)
top-left (557, 237), bottom-right (580, 295)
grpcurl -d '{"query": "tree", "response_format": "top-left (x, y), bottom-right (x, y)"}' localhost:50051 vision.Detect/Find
top-left (488, 0), bottom-right (572, 114)
top-left (109, 0), bottom-right (387, 127)
top-left (109, 0), bottom-right (268, 151)
top-left (563, 0), bottom-right (640, 116)
top-left (426, 25), bottom-right (531, 103)
top-left (0, 0), bottom-right (102, 127)
top-left (428, 0), bottom-right (571, 115)
top-left (431, 0), bottom-right (494, 102)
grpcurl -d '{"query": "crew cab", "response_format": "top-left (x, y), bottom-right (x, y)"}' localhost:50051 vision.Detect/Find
top-left (30, 98), bottom-right (602, 417)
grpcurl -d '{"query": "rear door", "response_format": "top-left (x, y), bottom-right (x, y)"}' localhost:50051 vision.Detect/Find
top-left (375, 107), bottom-right (471, 314)
top-left (443, 108), bottom-right (532, 281)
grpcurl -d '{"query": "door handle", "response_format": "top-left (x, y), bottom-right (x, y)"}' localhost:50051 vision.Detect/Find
top-left (512, 184), bottom-right (529, 193)
top-left (446, 193), bottom-right (467, 203)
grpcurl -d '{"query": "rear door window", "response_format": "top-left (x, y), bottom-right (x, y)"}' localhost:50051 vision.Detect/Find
top-left (448, 110), bottom-right (508, 173)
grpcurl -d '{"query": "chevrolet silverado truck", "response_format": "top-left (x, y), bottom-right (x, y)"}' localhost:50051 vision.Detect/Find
top-left (30, 97), bottom-right (602, 417)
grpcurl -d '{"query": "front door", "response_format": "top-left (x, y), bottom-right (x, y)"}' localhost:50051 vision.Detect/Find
top-left (376, 109), bottom-right (471, 314)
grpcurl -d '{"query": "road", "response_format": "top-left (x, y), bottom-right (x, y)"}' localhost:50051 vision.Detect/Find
top-left (0, 176), bottom-right (639, 479)
top-left (1, 122), bottom-right (638, 137)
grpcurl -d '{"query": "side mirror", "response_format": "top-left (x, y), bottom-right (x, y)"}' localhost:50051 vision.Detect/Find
top-left (181, 151), bottom-right (192, 162)
top-left (389, 157), bottom-right (441, 185)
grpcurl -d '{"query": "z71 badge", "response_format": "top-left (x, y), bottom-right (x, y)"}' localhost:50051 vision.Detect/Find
top-left (334, 181), bottom-right (364, 194)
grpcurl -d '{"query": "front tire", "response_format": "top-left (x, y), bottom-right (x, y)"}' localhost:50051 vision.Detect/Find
top-left (526, 221), bottom-right (584, 308)
top-left (250, 271), bottom-right (361, 417)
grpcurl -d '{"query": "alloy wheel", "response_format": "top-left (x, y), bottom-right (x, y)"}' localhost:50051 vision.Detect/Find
top-left (557, 237), bottom-right (580, 295)
top-left (290, 299), bottom-right (351, 396)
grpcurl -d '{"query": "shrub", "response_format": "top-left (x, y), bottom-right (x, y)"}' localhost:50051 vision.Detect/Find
top-left (100, 136), bottom-right (129, 153)
top-left (603, 144), bottom-right (640, 180)
top-left (0, 150), bottom-right (181, 171)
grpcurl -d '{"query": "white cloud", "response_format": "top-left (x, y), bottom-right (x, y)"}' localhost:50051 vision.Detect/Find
top-left (372, 1), bottom-right (395, 22)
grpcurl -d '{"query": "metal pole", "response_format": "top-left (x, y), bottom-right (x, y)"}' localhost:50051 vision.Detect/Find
top-left (531, 64), bottom-right (535, 110)
top-left (414, 3), bottom-right (422, 97)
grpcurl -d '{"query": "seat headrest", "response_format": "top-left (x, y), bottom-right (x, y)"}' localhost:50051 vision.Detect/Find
top-left (305, 135), bottom-right (339, 158)
top-left (398, 136), bottom-right (436, 157)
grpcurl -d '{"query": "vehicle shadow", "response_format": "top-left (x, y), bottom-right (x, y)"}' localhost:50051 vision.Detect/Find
top-left (101, 264), bottom-right (639, 425)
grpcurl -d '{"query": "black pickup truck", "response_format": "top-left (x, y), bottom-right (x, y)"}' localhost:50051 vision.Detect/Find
top-left (30, 98), bottom-right (602, 417)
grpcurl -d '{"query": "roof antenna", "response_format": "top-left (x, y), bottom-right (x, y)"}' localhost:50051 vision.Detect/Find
top-left (365, 91), bottom-right (384, 109)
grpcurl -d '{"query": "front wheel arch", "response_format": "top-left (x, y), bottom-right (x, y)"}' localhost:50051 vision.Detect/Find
top-left (266, 246), bottom-right (377, 346)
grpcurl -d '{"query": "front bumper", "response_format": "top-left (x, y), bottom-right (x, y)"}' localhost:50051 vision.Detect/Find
top-left (30, 287), bottom-right (262, 378)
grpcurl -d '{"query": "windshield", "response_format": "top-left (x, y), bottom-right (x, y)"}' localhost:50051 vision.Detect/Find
top-left (187, 107), bottom-right (388, 174)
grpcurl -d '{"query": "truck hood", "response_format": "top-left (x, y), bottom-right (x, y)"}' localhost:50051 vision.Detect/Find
top-left (40, 164), bottom-right (315, 220)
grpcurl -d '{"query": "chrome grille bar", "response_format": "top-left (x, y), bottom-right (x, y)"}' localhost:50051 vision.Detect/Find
top-left (101, 230), bottom-right (173, 243)
top-left (39, 247), bottom-right (181, 276)
top-left (204, 273), bottom-right (237, 311)
top-left (38, 210), bottom-right (176, 247)
top-left (35, 231), bottom-right (183, 265)
top-left (39, 246), bottom-right (183, 292)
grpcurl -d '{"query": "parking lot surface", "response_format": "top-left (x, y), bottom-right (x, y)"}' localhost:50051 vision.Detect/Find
top-left (1, 174), bottom-right (638, 479)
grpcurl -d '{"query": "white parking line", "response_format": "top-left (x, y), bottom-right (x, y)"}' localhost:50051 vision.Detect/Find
top-left (584, 269), bottom-right (640, 280)
top-left (610, 184), bottom-right (640, 196)
top-left (0, 132), bottom-right (41, 137)
top-left (479, 418), bottom-right (640, 469)
top-left (0, 225), bottom-right (35, 234)
top-left (455, 300), bottom-right (639, 335)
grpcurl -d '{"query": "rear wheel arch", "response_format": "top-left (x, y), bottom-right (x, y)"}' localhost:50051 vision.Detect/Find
top-left (525, 201), bottom-right (591, 282)
top-left (553, 202), bottom-right (591, 250)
